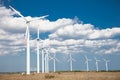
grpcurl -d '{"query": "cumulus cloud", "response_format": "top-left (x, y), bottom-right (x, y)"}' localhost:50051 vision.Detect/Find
top-left (47, 39), bottom-right (120, 55)
top-left (49, 24), bottom-right (120, 40)
top-left (0, 28), bottom-right (25, 55)
top-left (0, 6), bottom-right (120, 55)
top-left (49, 24), bottom-right (94, 40)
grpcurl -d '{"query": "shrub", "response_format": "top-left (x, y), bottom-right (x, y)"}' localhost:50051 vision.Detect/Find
top-left (45, 74), bottom-right (55, 79)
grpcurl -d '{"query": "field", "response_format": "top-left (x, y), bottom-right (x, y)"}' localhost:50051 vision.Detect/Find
top-left (0, 71), bottom-right (120, 80)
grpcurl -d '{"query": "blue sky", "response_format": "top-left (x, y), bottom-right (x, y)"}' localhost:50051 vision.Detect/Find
top-left (9, 0), bottom-right (120, 28)
top-left (0, 0), bottom-right (120, 72)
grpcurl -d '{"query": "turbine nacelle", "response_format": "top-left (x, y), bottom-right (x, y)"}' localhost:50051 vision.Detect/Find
top-left (103, 59), bottom-right (110, 62)
top-left (95, 57), bottom-right (100, 62)
top-left (84, 55), bottom-right (92, 63)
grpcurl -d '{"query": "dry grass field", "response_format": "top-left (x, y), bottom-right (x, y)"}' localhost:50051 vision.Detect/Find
top-left (0, 72), bottom-right (120, 80)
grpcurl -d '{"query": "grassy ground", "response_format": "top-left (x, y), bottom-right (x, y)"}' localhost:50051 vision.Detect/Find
top-left (0, 72), bottom-right (120, 80)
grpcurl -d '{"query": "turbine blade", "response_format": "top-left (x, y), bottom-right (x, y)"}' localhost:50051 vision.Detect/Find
top-left (37, 27), bottom-right (39, 39)
top-left (55, 58), bottom-right (59, 62)
top-left (29, 18), bottom-right (41, 22)
top-left (71, 58), bottom-right (76, 62)
top-left (29, 15), bottom-right (48, 22)
top-left (9, 6), bottom-right (27, 21)
top-left (94, 57), bottom-right (97, 60)
top-left (39, 15), bottom-right (49, 19)
top-left (85, 61), bottom-right (87, 64)
top-left (29, 15), bottom-right (49, 22)
top-left (84, 55), bottom-right (88, 60)
top-left (25, 27), bottom-right (28, 39)
top-left (48, 54), bottom-right (52, 60)
top-left (67, 59), bottom-right (70, 62)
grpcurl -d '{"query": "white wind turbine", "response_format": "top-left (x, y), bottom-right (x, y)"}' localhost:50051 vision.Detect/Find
top-left (84, 55), bottom-right (91, 72)
top-left (43, 39), bottom-right (50, 73)
top-left (41, 41), bottom-right (45, 73)
top-left (51, 52), bottom-right (59, 72)
top-left (9, 6), bottom-right (48, 75)
top-left (44, 48), bottom-right (50, 73)
top-left (67, 53), bottom-right (76, 71)
top-left (104, 59), bottom-right (110, 71)
top-left (94, 57), bottom-right (100, 72)
top-left (41, 39), bottom-right (50, 73)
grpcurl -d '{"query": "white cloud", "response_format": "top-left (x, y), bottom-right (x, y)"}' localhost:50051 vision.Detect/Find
top-left (0, 6), bottom-right (120, 55)
top-left (49, 24), bottom-right (94, 40)
top-left (49, 23), bottom-right (120, 40)
top-left (0, 6), bottom-right (14, 17)
top-left (88, 28), bottom-right (120, 39)
top-left (44, 39), bottom-right (120, 55)
top-left (0, 29), bottom-right (25, 55)
top-left (30, 18), bottom-right (73, 33)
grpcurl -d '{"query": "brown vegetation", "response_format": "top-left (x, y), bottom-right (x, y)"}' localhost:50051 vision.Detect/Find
top-left (0, 72), bottom-right (120, 80)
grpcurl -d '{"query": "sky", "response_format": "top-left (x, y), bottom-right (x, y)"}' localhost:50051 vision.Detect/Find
top-left (0, 0), bottom-right (120, 72)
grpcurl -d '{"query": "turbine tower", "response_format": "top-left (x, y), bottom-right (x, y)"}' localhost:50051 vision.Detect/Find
top-left (95, 57), bottom-right (100, 72)
top-left (42, 39), bottom-right (49, 73)
top-left (36, 27), bottom-right (40, 73)
top-left (41, 43), bottom-right (45, 73)
top-left (9, 6), bottom-right (48, 75)
top-left (104, 59), bottom-right (110, 71)
top-left (84, 55), bottom-right (91, 72)
top-left (67, 53), bottom-right (76, 71)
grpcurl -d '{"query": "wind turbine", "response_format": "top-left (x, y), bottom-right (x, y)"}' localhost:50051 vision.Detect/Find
top-left (50, 52), bottom-right (59, 72)
top-left (44, 47), bottom-right (54, 73)
top-left (94, 57), bottom-right (100, 72)
top-left (41, 39), bottom-right (48, 73)
top-left (67, 53), bottom-right (76, 71)
top-left (84, 55), bottom-right (91, 72)
top-left (44, 48), bottom-right (50, 73)
top-left (45, 40), bottom-right (52, 73)
top-left (9, 6), bottom-right (48, 75)
top-left (41, 42), bottom-right (45, 73)
top-left (104, 59), bottom-right (110, 71)
top-left (41, 39), bottom-right (49, 73)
